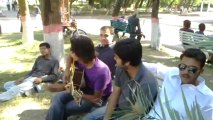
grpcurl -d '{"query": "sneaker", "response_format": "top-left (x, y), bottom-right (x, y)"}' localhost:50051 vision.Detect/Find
top-left (21, 88), bottom-right (36, 97)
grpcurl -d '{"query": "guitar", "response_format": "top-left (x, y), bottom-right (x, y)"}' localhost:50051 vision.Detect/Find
top-left (44, 67), bottom-right (84, 93)
top-left (69, 60), bottom-right (84, 106)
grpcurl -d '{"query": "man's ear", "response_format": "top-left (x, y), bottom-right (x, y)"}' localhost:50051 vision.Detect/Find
top-left (124, 62), bottom-right (130, 67)
top-left (200, 68), bottom-right (204, 74)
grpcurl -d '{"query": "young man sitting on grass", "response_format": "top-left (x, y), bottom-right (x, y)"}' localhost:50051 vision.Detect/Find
top-left (0, 42), bottom-right (59, 101)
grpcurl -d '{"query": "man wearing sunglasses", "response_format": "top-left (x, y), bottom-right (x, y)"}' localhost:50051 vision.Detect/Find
top-left (146, 48), bottom-right (213, 120)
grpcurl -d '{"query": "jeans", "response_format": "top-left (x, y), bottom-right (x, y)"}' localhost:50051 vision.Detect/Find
top-left (45, 91), bottom-right (95, 120)
top-left (0, 76), bottom-right (36, 101)
top-left (83, 105), bottom-right (107, 120)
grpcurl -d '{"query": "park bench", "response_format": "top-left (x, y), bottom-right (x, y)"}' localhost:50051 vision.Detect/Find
top-left (179, 31), bottom-right (213, 61)
top-left (110, 20), bottom-right (144, 41)
top-left (110, 20), bottom-right (131, 37)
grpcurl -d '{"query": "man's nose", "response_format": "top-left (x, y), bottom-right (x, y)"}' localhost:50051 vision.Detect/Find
top-left (181, 68), bottom-right (188, 74)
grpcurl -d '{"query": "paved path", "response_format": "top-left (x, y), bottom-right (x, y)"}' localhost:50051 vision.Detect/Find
top-left (1, 10), bottom-right (213, 52)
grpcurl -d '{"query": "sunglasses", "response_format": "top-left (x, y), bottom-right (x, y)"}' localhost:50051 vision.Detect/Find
top-left (100, 34), bottom-right (109, 38)
top-left (178, 63), bottom-right (199, 74)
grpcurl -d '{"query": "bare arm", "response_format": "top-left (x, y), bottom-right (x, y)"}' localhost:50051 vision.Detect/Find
top-left (64, 54), bottom-right (73, 83)
top-left (104, 86), bottom-right (121, 120)
top-left (82, 90), bottom-right (103, 105)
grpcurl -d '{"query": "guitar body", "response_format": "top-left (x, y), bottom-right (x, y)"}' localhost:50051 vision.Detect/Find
top-left (72, 68), bottom-right (84, 90)
top-left (45, 67), bottom-right (84, 92)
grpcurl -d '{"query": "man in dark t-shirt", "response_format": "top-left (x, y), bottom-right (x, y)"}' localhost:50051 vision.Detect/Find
top-left (95, 26), bottom-right (116, 78)
top-left (180, 19), bottom-right (194, 33)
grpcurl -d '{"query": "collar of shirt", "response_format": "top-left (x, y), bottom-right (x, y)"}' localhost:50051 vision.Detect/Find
top-left (97, 44), bottom-right (109, 48)
top-left (132, 63), bottom-right (145, 83)
top-left (161, 68), bottom-right (210, 102)
top-left (41, 55), bottom-right (53, 60)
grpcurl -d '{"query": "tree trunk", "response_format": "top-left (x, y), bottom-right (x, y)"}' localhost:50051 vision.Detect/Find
top-left (168, 0), bottom-right (175, 8)
top-left (18, 0), bottom-right (34, 44)
top-left (41, 0), bottom-right (65, 67)
top-left (151, 0), bottom-right (161, 50)
top-left (88, 0), bottom-right (94, 14)
top-left (112, 0), bottom-right (123, 18)
top-left (138, 0), bottom-right (144, 8)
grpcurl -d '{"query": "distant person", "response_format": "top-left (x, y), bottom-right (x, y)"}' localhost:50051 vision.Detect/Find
top-left (34, 6), bottom-right (41, 28)
top-left (17, 9), bottom-right (22, 32)
top-left (128, 14), bottom-right (145, 41)
top-left (6, 0), bottom-right (11, 11)
top-left (12, 0), bottom-right (17, 11)
top-left (0, 42), bottom-right (59, 101)
top-left (195, 23), bottom-right (205, 35)
top-left (180, 19), bottom-right (194, 33)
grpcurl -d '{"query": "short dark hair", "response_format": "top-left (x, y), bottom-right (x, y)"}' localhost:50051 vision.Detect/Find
top-left (114, 38), bottom-right (142, 66)
top-left (100, 26), bottom-right (114, 35)
top-left (183, 20), bottom-right (191, 29)
top-left (180, 48), bottom-right (206, 68)
top-left (198, 23), bottom-right (205, 32)
top-left (39, 42), bottom-right (50, 48)
top-left (70, 35), bottom-right (95, 63)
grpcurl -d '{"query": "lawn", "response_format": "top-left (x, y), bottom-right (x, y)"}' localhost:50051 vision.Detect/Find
top-left (0, 31), bottom-right (212, 120)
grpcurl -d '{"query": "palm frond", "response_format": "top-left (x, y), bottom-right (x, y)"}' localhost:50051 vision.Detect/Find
top-left (113, 81), bottom-right (204, 120)
top-left (181, 88), bottom-right (192, 119)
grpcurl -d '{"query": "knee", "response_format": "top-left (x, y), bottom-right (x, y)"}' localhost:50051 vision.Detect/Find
top-left (51, 91), bottom-right (70, 104)
top-left (3, 81), bottom-right (15, 90)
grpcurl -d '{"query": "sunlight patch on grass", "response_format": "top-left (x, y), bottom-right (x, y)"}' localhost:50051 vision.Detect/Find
top-left (0, 63), bottom-right (32, 72)
top-left (0, 98), bottom-right (46, 120)
top-left (161, 47), bottom-right (182, 58)
top-left (0, 94), bottom-right (52, 120)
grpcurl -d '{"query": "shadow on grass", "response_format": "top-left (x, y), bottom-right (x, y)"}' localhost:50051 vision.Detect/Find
top-left (34, 31), bottom-right (43, 41)
top-left (18, 109), bottom-right (48, 120)
top-left (0, 31), bottom-right (43, 48)
top-left (0, 71), bottom-right (28, 91)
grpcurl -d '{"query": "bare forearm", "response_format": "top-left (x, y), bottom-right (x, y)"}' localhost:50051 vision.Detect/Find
top-left (103, 95), bottom-right (118, 120)
top-left (82, 94), bottom-right (101, 104)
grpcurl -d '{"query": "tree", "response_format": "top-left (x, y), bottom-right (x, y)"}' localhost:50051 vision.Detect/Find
top-left (40, 0), bottom-right (65, 66)
top-left (18, 0), bottom-right (34, 44)
top-left (150, 0), bottom-right (161, 50)
top-left (112, 0), bottom-right (123, 18)
top-left (88, 0), bottom-right (95, 14)
top-left (101, 0), bottom-right (116, 15)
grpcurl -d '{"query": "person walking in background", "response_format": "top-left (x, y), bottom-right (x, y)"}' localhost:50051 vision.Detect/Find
top-left (12, 0), bottom-right (17, 11)
top-left (180, 19), bottom-right (194, 33)
top-left (195, 23), bottom-right (205, 35)
top-left (6, 0), bottom-right (11, 11)
top-left (17, 9), bottom-right (22, 32)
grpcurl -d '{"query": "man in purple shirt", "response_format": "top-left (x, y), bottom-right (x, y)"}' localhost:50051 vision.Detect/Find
top-left (45, 35), bottom-right (112, 120)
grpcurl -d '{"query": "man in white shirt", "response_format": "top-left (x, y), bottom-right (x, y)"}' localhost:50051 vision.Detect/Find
top-left (145, 48), bottom-right (213, 120)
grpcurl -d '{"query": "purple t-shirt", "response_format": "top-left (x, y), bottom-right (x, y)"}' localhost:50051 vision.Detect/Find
top-left (78, 58), bottom-right (112, 96)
